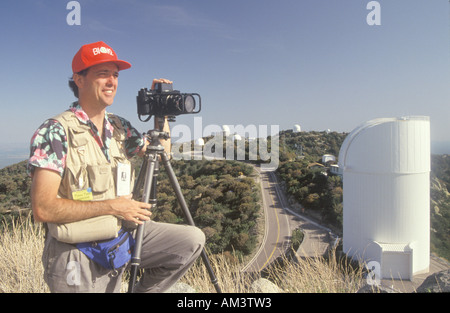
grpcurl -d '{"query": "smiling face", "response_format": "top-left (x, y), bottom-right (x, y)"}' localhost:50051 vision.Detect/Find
top-left (75, 62), bottom-right (119, 110)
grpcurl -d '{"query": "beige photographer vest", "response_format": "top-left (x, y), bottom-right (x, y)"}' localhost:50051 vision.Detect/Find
top-left (53, 110), bottom-right (133, 201)
top-left (46, 111), bottom-right (136, 243)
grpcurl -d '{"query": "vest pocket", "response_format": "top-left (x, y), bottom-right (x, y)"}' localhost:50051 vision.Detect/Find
top-left (63, 166), bottom-right (89, 200)
top-left (87, 164), bottom-right (114, 199)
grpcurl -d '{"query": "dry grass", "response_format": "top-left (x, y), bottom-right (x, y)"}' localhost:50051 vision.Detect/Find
top-left (179, 251), bottom-right (365, 293)
top-left (264, 253), bottom-right (365, 293)
top-left (179, 253), bottom-right (259, 293)
top-left (0, 214), bottom-right (49, 293)
top-left (1, 215), bottom-right (365, 293)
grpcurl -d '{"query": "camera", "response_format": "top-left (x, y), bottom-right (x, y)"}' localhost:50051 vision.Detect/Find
top-left (137, 83), bottom-right (201, 122)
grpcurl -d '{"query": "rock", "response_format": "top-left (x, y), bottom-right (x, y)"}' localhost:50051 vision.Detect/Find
top-left (165, 282), bottom-right (197, 293)
top-left (417, 269), bottom-right (450, 293)
top-left (250, 278), bottom-right (281, 293)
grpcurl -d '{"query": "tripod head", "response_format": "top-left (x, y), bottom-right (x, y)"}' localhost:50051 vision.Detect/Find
top-left (142, 115), bottom-right (172, 154)
top-left (142, 130), bottom-right (169, 154)
top-left (145, 129), bottom-right (170, 141)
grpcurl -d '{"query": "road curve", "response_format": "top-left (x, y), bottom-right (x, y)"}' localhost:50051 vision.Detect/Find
top-left (242, 167), bottom-right (335, 273)
top-left (241, 168), bottom-right (291, 272)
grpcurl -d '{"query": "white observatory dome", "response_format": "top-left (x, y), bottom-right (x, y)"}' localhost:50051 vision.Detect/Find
top-left (195, 138), bottom-right (205, 146)
top-left (293, 124), bottom-right (301, 133)
top-left (222, 125), bottom-right (230, 137)
top-left (338, 116), bottom-right (430, 280)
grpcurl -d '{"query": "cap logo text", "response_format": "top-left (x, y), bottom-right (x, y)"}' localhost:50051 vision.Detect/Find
top-left (92, 47), bottom-right (114, 56)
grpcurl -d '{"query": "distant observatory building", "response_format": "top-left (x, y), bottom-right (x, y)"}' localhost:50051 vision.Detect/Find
top-left (222, 125), bottom-right (230, 137)
top-left (195, 138), bottom-right (205, 147)
top-left (338, 116), bottom-right (430, 280)
top-left (293, 124), bottom-right (301, 133)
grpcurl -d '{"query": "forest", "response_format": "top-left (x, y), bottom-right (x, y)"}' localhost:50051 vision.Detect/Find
top-left (141, 159), bottom-right (261, 257)
top-left (276, 130), bottom-right (346, 229)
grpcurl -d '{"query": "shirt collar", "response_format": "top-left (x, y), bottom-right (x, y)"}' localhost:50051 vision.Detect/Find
top-left (68, 102), bottom-right (115, 164)
top-left (69, 102), bottom-right (114, 134)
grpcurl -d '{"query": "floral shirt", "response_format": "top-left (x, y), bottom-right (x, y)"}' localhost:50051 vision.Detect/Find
top-left (27, 102), bottom-right (145, 177)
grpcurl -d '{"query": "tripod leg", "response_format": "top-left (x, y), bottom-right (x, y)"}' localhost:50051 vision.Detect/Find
top-left (160, 152), bottom-right (222, 293)
top-left (128, 153), bottom-right (158, 293)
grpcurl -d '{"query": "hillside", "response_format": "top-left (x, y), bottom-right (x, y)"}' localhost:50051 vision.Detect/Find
top-left (1, 130), bottom-right (449, 261)
top-left (430, 154), bottom-right (450, 260)
top-left (0, 160), bottom-right (31, 222)
top-left (0, 159), bottom-right (261, 258)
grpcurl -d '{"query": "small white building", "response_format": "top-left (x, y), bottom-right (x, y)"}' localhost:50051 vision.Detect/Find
top-left (322, 154), bottom-right (336, 164)
top-left (329, 164), bottom-right (341, 176)
top-left (338, 116), bottom-right (430, 280)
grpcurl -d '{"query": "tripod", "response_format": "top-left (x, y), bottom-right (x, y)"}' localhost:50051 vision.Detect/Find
top-left (127, 127), bottom-right (222, 293)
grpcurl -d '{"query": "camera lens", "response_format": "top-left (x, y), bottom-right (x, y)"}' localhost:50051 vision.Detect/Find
top-left (184, 95), bottom-right (195, 113)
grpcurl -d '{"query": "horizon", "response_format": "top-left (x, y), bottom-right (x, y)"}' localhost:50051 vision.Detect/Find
top-left (1, 127), bottom-right (449, 170)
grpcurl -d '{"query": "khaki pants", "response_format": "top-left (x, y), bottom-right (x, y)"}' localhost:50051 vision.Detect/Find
top-left (42, 220), bottom-right (205, 293)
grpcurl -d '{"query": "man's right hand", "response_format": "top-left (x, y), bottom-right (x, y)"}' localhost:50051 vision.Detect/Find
top-left (108, 194), bottom-right (152, 225)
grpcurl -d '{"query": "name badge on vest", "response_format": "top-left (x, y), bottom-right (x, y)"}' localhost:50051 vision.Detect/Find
top-left (72, 187), bottom-right (94, 201)
top-left (117, 162), bottom-right (131, 197)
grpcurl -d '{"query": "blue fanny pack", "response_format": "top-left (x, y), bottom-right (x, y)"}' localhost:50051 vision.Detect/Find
top-left (77, 229), bottom-right (135, 274)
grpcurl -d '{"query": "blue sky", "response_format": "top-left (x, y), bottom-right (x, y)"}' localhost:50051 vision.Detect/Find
top-left (0, 0), bottom-right (449, 156)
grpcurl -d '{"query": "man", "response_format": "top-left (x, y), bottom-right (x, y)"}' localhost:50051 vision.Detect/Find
top-left (28, 41), bottom-right (205, 292)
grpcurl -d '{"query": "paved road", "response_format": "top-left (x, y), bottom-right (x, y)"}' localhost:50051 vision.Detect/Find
top-left (242, 167), bottom-right (334, 272)
top-left (241, 168), bottom-right (291, 272)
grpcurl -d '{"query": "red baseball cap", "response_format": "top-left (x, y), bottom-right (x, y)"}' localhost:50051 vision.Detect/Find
top-left (72, 41), bottom-right (131, 73)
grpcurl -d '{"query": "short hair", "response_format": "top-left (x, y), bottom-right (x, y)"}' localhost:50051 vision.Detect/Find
top-left (68, 68), bottom-right (89, 98)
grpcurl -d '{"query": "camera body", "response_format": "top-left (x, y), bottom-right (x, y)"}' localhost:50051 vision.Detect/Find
top-left (137, 83), bottom-right (201, 122)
